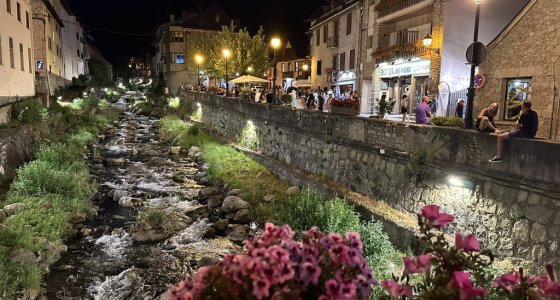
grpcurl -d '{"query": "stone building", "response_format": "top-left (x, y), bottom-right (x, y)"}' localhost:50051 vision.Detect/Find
top-left (476, 0), bottom-right (560, 140)
top-left (153, 3), bottom-right (231, 94)
top-left (0, 0), bottom-right (35, 122)
top-left (266, 41), bottom-right (311, 91)
top-left (308, 0), bottom-right (363, 98)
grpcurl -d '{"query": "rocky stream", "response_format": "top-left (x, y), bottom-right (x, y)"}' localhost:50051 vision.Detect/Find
top-left (44, 95), bottom-right (256, 299)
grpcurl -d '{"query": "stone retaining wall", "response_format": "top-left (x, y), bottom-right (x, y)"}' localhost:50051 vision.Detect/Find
top-left (184, 91), bottom-right (560, 266)
top-left (0, 125), bottom-right (38, 191)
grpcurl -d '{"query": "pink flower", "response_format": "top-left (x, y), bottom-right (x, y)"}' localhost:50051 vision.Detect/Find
top-left (421, 204), bottom-right (454, 229)
top-left (252, 277), bottom-right (271, 299)
top-left (381, 280), bottom-right (412, 298)
top-left (329, 243), bottom-right (349, 263)
top-left (452, 271), bottom-right (486, 300)
top-left (455, 234), bottom-right (481, 252)
top-left (345, 232), bottom-right (363, 252)
top-left (403, 254), bottom-right (432, 275)
top-left (301, 261), bottom-right (322, 285)
top-left (539, 279), bottom-right (560, 295)
top-left (492, 271), bottom-right (521, 292)
top-left (324, 279), bottom-right (342, 298)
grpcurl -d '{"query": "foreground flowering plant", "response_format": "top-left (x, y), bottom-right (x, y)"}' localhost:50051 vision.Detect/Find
top-left (331, 98), bottom-right (359, 109)
top-left (380, 204), bottom-right (560, 300)
top-left (169, 223), bottom-right (376, 300)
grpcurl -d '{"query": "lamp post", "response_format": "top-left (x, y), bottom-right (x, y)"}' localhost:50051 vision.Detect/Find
top-left (247, 66), bottom-right (254, 74)
top-left (270, 37), bottom-right (281, 103)
top-left (194, 54), bottom-right (204, 89)
top-left (465, 0), bottom-right (483, 129)
top-left (223, 49), bottom-right (231, 95)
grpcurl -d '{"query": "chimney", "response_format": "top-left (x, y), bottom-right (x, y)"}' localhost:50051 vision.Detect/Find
top-left (170, 14), bottom-right (175, 22)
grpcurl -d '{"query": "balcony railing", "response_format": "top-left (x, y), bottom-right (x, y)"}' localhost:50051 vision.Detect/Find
top-left (327, 36), bottom-right (339, 48)
top-left (372, 40), bottom-right (431, 63)
top-left (378, 0), bottom-right (426, 18)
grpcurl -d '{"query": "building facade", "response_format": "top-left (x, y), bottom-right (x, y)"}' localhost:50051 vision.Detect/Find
top-left (58, 1), bottom-right (86, 82)
top-left (477, 0), bottom-right (560, 140)
top-left (0, 0), bottom-right (35, 102)
top-left (267, 41), bottom-right (311, 90)
top-left (309, 0), bottom-right (362, 97)
top-left (153, 3), bottom-right (231, 94)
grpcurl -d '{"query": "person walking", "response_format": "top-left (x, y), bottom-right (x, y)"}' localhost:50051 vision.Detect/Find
top-left (455, 99), bottom-right (465, 118)
top-left (290, 87), bottom-right (297, 109)
top-left (400, 95), bottom-right (409, 122)
top-left (415, 96), bottom-right (432, 124)
top-left (318, 92), bottom-right (325, 112)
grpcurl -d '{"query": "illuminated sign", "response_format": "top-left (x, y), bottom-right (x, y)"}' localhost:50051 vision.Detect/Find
top-left (379, 60), bottom-right (431, 78)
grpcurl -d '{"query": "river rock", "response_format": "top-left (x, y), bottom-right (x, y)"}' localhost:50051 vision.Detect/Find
top-left (131, 211), bottom-right (192, 243)
top-left (201, 163), bottom-right (211, 172)
top-left (172, 174), bottom-right (186, 183)
top-left (0, 209), bottom-right (6, 222)
top-left (3, 203), bottom-right (26, 216)
top-left (198, 187), bottom-right (220, 200)
top-left (185, 205), bottom-right (209, 220)
top-left (93, 226), bottom-right (109, 238)
top-left (233, 209), bottom-right (253, 224)
top-left (113, 189), bottom-right (129, 202)
top-left (103, 157), bottom-right (127, 166)
top-left (9, 248), bottom-right (37, 265)
top-left (80, 228), bottom-right (92, 237)
top-left (211, 219), bottom-right (229, 234)
top-left (194, 172), bottom-right (206, 181)
top-left (202, 227), bottom-right (216, 239)
top-left (198, 256), bottom-right (219, 267)
top-left (227, 189), bottom-right (242, 196)
top-left (119, 196), bottom-right (143, 208)
top-left (263, 195), bottom-right (275, 202)
top-left (128, 163), bottom-right (145, 173)
top-left (207, 196), bottom-right (224, 209)
top-left (169, 146), bottom-right (181, 154)
top-left (143, 149), bottom-right (160, 156)
top-left (199, 177), bottom-right (210, 184)
top-left (227, 225), bottom-right (251, 243)
top-left (286, 186), bottom-right (300, 196)
top-left (188, 146), bottom-right (201, 156)
top-left (221, 196), bottom-right (250, 214)
top-left (64, 228), bottom-right (78, 240)
top-left (69, 212), bottom-right (87, 224)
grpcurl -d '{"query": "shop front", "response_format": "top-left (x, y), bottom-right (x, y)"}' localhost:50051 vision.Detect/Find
top-left (377, 59), bottom-right (431, 114)
top-left (336, 71), bottom-right (357, 98)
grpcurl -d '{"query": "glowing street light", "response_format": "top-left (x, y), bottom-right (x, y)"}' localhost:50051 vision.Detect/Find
top-left (302, 64), bottom-right (309, 72)
top-left (223, 49), bottom-right (232, 94)
top-left (194, 54), bottom-right (205, 89)
top-left (247, 66), bottom-right (254, 74)
top-left (422, 34), bottom-right (433, 47)
top-left (270, 37), bottom-right (281, 103)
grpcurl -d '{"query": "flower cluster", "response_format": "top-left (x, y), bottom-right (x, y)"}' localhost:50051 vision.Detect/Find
top-left (169, 223), bottom-right (375, 300)
top-left (331, 98), bottom-right (359, 109)
top-left (493, 263), bottom-right (560, 299)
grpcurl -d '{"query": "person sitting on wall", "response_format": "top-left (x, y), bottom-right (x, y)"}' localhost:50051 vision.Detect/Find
top-left (415, 96), bottom-right (432, 125)
top-left (476, 103), bottom-right (500, 133)
top-left (489, 101), bottom-right (538, 163)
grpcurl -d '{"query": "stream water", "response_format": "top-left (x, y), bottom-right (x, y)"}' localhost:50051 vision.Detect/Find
top-left (44, 94), bottom-right (238, 300)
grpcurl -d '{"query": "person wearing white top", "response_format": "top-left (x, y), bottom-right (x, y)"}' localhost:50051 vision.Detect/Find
top-left (291, 89), bottom-right (297, 108)
top-left (255, 91), bottom-right (261, 103)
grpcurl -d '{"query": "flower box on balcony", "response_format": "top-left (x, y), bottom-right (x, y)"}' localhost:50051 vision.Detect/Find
top-left (331, 106), bottom-right (359, 116)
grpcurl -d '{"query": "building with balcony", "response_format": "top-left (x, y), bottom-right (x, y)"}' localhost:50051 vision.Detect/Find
top-left (367, 0), bottom-right (530, 116)
top-left (308, 0), bottom-right (363, 97)
top-left (0, 0), bottom-right (35, 114)
top-left (153, 3), bottom-right (231, 94)
top-left (267, 41), bottom-right (311, 91)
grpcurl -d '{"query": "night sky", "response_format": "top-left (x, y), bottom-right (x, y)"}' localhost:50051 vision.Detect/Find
top-left (67, 0), bottom-right (325, 68)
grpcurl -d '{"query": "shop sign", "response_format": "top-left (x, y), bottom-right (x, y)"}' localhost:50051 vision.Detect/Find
top-left (380, 60), bottom-right (430, 78)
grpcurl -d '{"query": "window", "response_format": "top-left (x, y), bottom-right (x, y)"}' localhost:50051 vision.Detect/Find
top-left (316, 60), bottom-right (322, 76)
top-left (316, 29), bottom-right (320, 46)
top-left (340, 52), bottom-right (346, 70)
top-left (25, 11), bottom-right (29, 28)
top-left (346, 13), bottom-right (352, 35)
top-left (504, 78), bottom-right (532, 120)
top-left (332, 55), bottom-right (338, 70)
top-left (48, 37), bottom-right (52, 50)
top-left (6, 0), bottom-right (11, 14)
top-left (170, 31), bottom-right (184, 43)
top-left (0, 36), bottom-right (2, 65)
top-left (16, 2), bottom-right (21, 21)
top-left (281, 63), bottom-right (285, 72)
top-left (173, 52), bottom-right (185, 64)
top-left (323, 24), bottom-right (328, 43)
top-left (27, 47), bottom-right (31, 73)
top-left (349, 49), bottom-right (355, 69)
top-left (9, 37), bottom-right (14, 68)
top-left (19, 43), bottom-right (24, 71)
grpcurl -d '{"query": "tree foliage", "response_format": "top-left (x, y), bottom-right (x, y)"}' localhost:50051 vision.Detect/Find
top-left (187, 23), bottom-right (270, 79)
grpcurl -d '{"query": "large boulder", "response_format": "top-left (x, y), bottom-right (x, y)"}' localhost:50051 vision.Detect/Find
top-left (119, 197), bottom-right (143, 208)
top-left (286, 186), bottom-right (300, 196)
top-left (227, 225), bottom-right (251, 243)
top-left (131, 211), bottom-right (193, 243)
top-left (185, 205), bottom-right (210, 220)
top-left (221, 196), bottom-right (250, 214)
top-left (169, 146), bottom-right (181, 155)
top-left (198, 187), bottom-right (220, 200)
top-left (207, 196), bottom-right (225, 209)
top-left (211, 219), bottom-right (229, 234)
top-left (2, 203), bottom-right (26, 216)
top-left (226, 189), bottom-right (243, 196)
top-left (233, 209), bottom-right (253, 224)
top-left (113, 190), bottom-right (129, 202)
top-left (188, 146), bottom-right (201, 156)
top-left (9, 248), bottom-right (38, 265)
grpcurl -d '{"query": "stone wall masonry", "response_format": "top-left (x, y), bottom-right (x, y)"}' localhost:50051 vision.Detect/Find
top-left (185, 91), bottom-right (560, 266)
top-left (0, 125), bottom-right (39, 191)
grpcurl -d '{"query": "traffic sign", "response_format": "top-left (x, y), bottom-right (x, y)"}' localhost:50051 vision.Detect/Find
top-left (36, 60), bottom-right (44, 70)
top-left (474, 73), bottom-right (485, 89)
top-left (466, 42), bottom-right (487, 66)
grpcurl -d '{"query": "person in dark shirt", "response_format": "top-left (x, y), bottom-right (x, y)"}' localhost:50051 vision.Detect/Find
top-left (455, 99), bottom-right (465, 118)
top-left (490, 101), bottom-right (538, 162)
top-left (265, 91), bottom-right (273, 104)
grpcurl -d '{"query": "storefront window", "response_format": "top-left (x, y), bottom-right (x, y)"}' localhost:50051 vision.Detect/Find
top-left (504, 78), bottom-right (532, 120)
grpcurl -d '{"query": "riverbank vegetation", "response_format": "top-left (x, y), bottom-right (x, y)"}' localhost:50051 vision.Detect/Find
top-left (0, 95), bottom-right (117, 298)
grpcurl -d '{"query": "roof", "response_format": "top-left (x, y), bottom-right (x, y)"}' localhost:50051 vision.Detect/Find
top-left (307, 0), bottom-right (360, 29)
top-left (181, 2), bottom-right (232, 31)
top-left (487, 0), bottom-right (537, 50)
top-left (40, 0), bottom-right (64, 27)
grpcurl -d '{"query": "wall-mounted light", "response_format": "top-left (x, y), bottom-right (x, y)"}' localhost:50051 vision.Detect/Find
top-left (423, 34), bottom-right (440, 54)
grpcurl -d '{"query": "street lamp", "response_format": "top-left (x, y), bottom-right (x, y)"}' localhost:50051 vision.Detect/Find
top-left (422, 34), bottom-right (433, 47)
top-left (194, 54), bottom-right (204, 89)
top-left (223, 49), bottom-right (231, 95)
top-left (270, 37), bottom-right (281, 103)
top-left (247, 66), bottom-right (254, 74)
top-left (302, 64), bottom-right (309, 72)
top-left (465, 0), bottom-right (483, 129)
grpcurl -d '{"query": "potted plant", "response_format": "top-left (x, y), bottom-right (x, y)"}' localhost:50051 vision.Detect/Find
top-left (330, 98), bottom-right (360, 116)
top-left (375, 95), bottom-right (396, 119)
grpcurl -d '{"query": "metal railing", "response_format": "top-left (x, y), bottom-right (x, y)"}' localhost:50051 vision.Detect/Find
top-left (378, 0), bottom-right (426, 18)
top-left (397, 31), bottom-right (419, 46)
top-left (373, 41), bottom-right (430, 63)
top-left (445, 88), bottom-right (468, 116)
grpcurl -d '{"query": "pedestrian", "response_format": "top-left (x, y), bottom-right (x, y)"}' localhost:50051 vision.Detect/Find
top-left (455, 99), bottom-right (465, 118)
top-left (291, 87), bottom-right (297, 109)
top-left (476, 103), bottom-right (500, 133)
top-left (489, 101), bottom-right (538, 162)
top-left (400, 95), bottom-right (409, 122)
top-left (318, 92), bottom-right (325, 112)
top-left (255, 89), bottom-right (261, 103)
top-left (415, 96), bottom-right (432, 125)
top-left (306, 91), bottom-right (315, 110)
top-left (430, 94), bottom-right (438, 116)
top-left (326, 92), bottom-right (334, 112)
top-left (265, 90), bottom-right (273, 104)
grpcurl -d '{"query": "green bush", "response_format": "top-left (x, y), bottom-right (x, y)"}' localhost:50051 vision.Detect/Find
top-left (167, 97), bottom-right (180, 109)
top-left (12, 99), bottom-right (48, 124)
top-left (432, 116), bottom-right (464, 127)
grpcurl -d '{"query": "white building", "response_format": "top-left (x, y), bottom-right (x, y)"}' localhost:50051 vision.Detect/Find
top-left (58, 1), bottom-right (86, 81)
top-left (309, 0), bottom-right (362, 97)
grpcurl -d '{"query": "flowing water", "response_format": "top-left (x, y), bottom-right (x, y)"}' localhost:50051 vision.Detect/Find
top-left (44, 94), bottom-right (238, 299)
